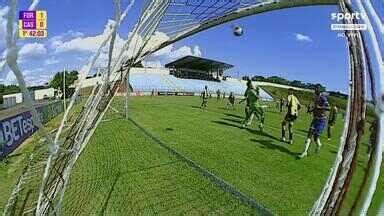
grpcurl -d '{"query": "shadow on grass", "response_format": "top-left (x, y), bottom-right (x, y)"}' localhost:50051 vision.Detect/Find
top-left (0, 153), bottom-right (23, 165)
top-left (224, 113), bottom-right (244, 119)
top-left (217, 107), bottom-right (230, 111)
top-left (9, 189), bottom-right (32, 216)
top-left (192, 105), bottom-right (209, 111)
top-left (221, 117), bottom-right (243, 124)
top-left (100, 173), bottom-right (121, 215)
top-left (7, 153), bottom-right (23, 159)
top-left (212, 120), bottom-right (243, 130)
top-left (212, 120), bottom-right (281, 142)
top-left (329, 150), bottom-right (338, 154)
top-left (250, 139), bottom-right (299, 158)
top-left (298, 129), bottom-right (309, 134)
top-left (357, 159), bottom-right (369, 169)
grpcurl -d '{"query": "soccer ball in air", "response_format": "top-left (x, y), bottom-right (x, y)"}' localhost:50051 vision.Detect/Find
top-left (233, 26), bottom-right (243, 36)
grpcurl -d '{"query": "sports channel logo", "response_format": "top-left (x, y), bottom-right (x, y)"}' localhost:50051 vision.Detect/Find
top-left (330, 12), bottom-right (367, 31)
top-left (18, 10), bottom-right (47, 38)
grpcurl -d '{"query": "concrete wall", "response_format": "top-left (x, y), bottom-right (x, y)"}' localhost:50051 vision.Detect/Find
top-left (34, 88), bottom-right (55, 100)
top-left (2, 88), bottom-right (58, 108)
top-left (3, 93), bottom-right (23, 104)
top-left (75, 67), bottom-right (171, 89)
top-left (130, 67), bottom-right (170, 75)
top-left (74, 67), bottom-right (313, 94)
top-left (3, 97), bottom-right (17, 108)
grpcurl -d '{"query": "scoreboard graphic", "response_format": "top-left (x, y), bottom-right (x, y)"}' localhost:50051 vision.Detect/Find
top-left (19, 10), bottom-right (47, 38)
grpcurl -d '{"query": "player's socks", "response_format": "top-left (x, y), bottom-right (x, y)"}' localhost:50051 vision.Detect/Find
top-left (289, 133), bottom-right (293, 144)
top-left (299, 152), bottom-right (307, 158)
top-left (299, 138), bottom-right (311, 158)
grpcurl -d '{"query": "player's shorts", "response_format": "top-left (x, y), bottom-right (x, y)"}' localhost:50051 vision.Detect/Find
top-left (284, 113), bottom-right (297, 122)
top-left (310, 118), bottom-right (327, 136)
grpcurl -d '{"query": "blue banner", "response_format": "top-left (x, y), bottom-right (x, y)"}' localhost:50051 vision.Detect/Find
top-left (0, 101), bottom-right (63, 159)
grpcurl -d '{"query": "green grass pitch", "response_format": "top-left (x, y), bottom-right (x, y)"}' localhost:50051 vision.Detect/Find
top-left (0, 95), bottom-right (382, 215)
top-left (60, 95), bottom-right (382, 215)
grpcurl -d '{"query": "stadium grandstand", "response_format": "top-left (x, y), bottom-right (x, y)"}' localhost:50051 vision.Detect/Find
top-left (79, 56), bottom-right (273, 100)
top-left (165, 55), bottom-right (233, 82)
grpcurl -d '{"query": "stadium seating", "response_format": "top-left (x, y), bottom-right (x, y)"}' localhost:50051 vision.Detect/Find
top-left (129, 73), bottom-right (273, 100)
top-left (130, 73), bottom-right (175, 92)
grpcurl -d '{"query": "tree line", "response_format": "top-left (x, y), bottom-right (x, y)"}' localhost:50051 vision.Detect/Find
top-left (242, 75), bottom-right (348, 99)
top-left (0, 70), bottom-right (79, 104)
top-left (242, 75), bottom-right (326, 91)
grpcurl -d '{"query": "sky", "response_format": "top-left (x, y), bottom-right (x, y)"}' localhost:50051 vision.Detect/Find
top-left (0, 0), bottom-right (382, 93)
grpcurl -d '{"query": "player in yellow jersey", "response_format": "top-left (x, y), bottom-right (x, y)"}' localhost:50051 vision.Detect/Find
top-left (281, 88), bottom-right (301, 144)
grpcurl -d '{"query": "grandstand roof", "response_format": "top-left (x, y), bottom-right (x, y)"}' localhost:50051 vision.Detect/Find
top-left (165, 56), bottom-right (233, 72)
